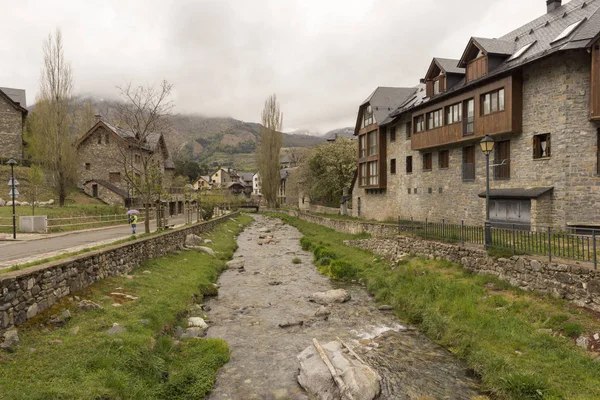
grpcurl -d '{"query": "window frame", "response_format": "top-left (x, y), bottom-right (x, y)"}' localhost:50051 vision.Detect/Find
top-left (533, 133), bottom-right (551, 159)
top-left (360, 163), bottom-right (367, 186)
top-left (414, 115), bottom-right (425, 133)
top-left (361, 105), bottom-right (374, 128)
top-left (406, 156), bottom-right (413, 174)
top-left (445, 103), bottom-right (463, 125)
top-left (426, 108), bottom-right (443, 130)
top-left (390, 158), bottom-right (396, 174)
top-left (368, 160), bottom-right (379, 185)
top-left (462, 145), bottom-right (476, 182)
top-left (367, 131), bottom-right (378, 156)
top-left (481, 88), bottom-right (505, 116)
top-left (390, 126), bottom-right (396, 142)
top-left (463, 98), bottom-right (475, 136)
top-left (359, 134), bottom-right (367, 158)
top-left (422, 152), bottom-right (433, 171)
top-left (494, 140), bottom-right (511, 180)
top-left (406, 121), bottom-right (412, 139)
top-left (438, 150), bottom-right (449, 169)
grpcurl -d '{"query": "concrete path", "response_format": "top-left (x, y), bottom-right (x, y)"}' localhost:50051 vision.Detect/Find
top-left (0, 215), bottom-right (188, 269)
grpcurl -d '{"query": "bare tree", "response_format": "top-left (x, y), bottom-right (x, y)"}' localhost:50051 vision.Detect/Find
top-left (112, 81), bottom-right (174, 233)
top-left (28, 28), bottom-right (77, 206)
top-left (25, 164), bottom-right (44, 215)
top-left (257, 94), bottom-right (283, 207)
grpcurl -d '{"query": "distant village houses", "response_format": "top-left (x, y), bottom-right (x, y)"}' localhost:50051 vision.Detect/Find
top-left (0, 87), bottom-right (27, 160)
top-left (353, 0), bottom-right (600, 230)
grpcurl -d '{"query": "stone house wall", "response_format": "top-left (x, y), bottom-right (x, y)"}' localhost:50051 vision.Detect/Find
top-left (0, 212), bottom-right (237, 335)
top-left (82, 181), bottom-right (124, 205)
top-left (345, 236), bottom-right (600, 313)
top-left (0, 94), bottom-right (23, 160)
top-left (353, 51), bottom-right (600, 228)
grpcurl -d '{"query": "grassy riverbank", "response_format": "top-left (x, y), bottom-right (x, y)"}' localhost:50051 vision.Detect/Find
top-left (0, 214), bottom-right (252, 399)
top-left (269, 212), bottom-right (600, 399)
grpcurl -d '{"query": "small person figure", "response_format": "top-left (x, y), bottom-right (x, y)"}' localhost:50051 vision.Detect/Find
top-left (130, 214), bottom-right (138, 234)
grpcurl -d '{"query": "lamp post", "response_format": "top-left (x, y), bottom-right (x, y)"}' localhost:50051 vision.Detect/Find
top-left (479, 135), bottom-right (495, 248)
top-left (6, 158), bottom-right (18, 239)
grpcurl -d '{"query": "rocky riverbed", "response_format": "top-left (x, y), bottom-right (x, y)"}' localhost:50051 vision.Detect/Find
top-left (205, 214), bottom-right (487, 399)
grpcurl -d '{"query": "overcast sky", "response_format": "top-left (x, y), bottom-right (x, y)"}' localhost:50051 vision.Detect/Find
top-left (2, 0), bottom-right (550, 133)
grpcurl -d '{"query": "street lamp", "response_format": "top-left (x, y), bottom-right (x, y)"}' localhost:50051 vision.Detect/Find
top-left (479, 135), bottom-right (495, 248)
top-left (6, 158), bottom-right (18, 239)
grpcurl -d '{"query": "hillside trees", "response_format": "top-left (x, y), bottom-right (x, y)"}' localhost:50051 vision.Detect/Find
top-left (27, 28), bottom-right (78, 206)
top-left (257, 94), bottom-right (283, 207)
top-left (112, 80), bottom-right (174, 233)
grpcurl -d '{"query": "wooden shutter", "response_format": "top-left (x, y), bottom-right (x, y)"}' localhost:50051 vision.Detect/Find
top-left (546, 134), bottom-right (551, 157)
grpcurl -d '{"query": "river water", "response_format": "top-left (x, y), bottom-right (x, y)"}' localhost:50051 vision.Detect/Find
top-left (205, 215), bottom-right (487, 400)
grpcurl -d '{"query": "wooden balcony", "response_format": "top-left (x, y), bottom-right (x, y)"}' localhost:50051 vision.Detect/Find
top-left (411, 74), bottom-right (522, 151)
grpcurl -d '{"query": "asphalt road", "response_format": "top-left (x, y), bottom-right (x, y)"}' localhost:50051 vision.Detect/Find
top-left (0, 215), bottom-right (188, 266)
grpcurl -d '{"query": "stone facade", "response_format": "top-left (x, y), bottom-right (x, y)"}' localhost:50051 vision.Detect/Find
top-left (346, 236), bottom-right (600, 313)
top-left (353, 51), bottom-right (600, 229)
top-left (0, 92), bottom-right (24, 160)
top-left (0, 213), bottom-right (237, 335)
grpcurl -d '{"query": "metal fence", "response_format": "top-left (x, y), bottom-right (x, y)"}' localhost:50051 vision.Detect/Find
top-left (398, 217), bottom-right (600, 269)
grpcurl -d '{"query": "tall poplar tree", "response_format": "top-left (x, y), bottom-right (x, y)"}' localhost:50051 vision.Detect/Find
top-left (257, 94), bottom-right (283, 207)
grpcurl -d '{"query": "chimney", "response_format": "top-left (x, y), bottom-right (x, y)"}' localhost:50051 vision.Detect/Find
top-left (419, 78), bottom-right (426, 84)
top-left (547, 0), bottom-right (561, 12)
top-left (94, 114), bottom-right (102, 122)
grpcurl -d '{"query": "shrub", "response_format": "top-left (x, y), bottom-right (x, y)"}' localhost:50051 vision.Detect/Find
top-left (317, 257), bottom-right (333, 267)
top-left (300, 237), bottom-right (313, 251)
top-left (292, 257), bottom-right (301, 264)
top-left (329, 260), bottom-right (359, 281)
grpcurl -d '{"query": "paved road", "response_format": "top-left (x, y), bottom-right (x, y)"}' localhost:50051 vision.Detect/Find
top-left (0, 215), bottom-right (188, 268)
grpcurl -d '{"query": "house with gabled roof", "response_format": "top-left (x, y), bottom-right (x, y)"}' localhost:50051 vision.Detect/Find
top-left (75, 116), bottom-right (175, 206)
top-left (0, 87), bottom-right (27, 160)
top-left (353, 0), bottom-right (600, 229)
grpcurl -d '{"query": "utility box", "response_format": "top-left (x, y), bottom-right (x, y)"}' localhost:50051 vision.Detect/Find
top-left (19, 216), bottom-right (47, 233)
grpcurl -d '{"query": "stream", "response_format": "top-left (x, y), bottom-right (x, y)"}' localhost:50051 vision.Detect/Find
top-left (205, 214), bottom-right (487, 400)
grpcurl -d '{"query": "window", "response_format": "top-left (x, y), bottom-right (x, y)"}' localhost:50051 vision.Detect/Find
top-left (414, 188), bottom-right (418, 194)
top-left (97, 134), bottom-right (102, 144)
top-left (439, 150), bottom-right (449, 169)
top-left (359, 135), bottom-right (367, 158)
top-left (367, 131), bottom-right (377, 156)
top-left (390, 158), bottom-right (396, 174)
top-left (406, 156), bottom-right (413, 174)
top-left (361, 105), bottom-right (374, 128)
top-left (482, 88), bottom-right (505, 115)
top-left (423, 153), bottom-right (432, 171)
top-left (414, 115), bottom-right (425, 133)
top-left (406, 121), bottom-right (412, 139)
top-left (551, 20), bottom-right (584, 43)
top-left (428, 187), bottom-right (433, 194)
top-left (92, 184), bottom-right (98, 198)
top-left (426, 109), bottom-right (443, 130)
top-left (85, 163), bottom-right (91, 170)
top-left (494, 140), bottom-right (510, 180)
top-left (368, 161), bottom-right (378, 185)
top-left (134, 154), bottom-right (141, 163)
top-left (360, 163), bottom-right (367, 186)
top-left (433, 79), bottom-right (440, 95)
top-left (408, 188), bottom-right (411, 194)
top-left (508, 41), bottom-right (536, 61)
top-left (109, 172), bottom-right (121, 182)
top-left (390, 126), bottom-right (396, 142)
top-left (463, 99), bottom-right (474, 136)
top-left (105, 134), bottom-right (109, 144)
top-left (446, 103), bottom-right (462, 125)
top-left (462, 146), bottom-right (476, 181)
top-left (533, 133), bottom-right (551, 158)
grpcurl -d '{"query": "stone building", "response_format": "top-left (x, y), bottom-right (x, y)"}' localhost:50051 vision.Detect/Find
top-left (0, 87), bottom-right (27, 160)
top-left (353, 0), bottom-right (600, 230)
top-left (75, 117), bottom-right (175, 207)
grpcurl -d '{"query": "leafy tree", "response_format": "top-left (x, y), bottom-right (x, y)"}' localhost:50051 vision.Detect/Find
top-left (305, 138), bottom-right (357, 205)
top-left (257, 94), bottom-right (283, 207)
top-left (27, 28), bottom-right (77, 206)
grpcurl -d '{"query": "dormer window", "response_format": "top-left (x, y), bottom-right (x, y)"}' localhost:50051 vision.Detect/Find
top-left (361, 105), bottom-right (374, 128)
top-left (433, 79), bottom-right (440, 95)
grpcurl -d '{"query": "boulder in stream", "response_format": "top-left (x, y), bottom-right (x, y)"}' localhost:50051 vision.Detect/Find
top-left (297, 340), bottom-right (380, 400)
top-left (309, 289), bottom-right (351, 305)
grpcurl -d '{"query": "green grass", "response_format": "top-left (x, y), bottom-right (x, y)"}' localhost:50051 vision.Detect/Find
top-left (0, 214), bottom-right (253, 399)
top-left (267, 212), bottom-right (600, 399)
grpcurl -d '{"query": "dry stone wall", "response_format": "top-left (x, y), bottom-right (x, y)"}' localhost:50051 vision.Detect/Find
top-left (346, 236), bottom-right (600, 312)
top-left (0, 213), bottom-right (237, 335)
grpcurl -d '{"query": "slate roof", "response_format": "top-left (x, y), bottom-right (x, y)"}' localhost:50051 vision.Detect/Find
top-left (383, 0), bottom-right (600, 124)
top-left (361, 86), bottom-right (417, 125)
top-left (382, 83), bottom-right (427, 124)
top-left (477, 187), bottom-right (554, 199)
top-left (434, 58), bottom-right (465, 75)
top-left (0, 87), bottom-right (26, 107)
top-left (238, 172), bottom-right (254, 184)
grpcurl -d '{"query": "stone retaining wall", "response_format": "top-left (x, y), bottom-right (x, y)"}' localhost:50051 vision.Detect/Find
top-left (265, 209), bottom-right (398, 237)
top-left (345, 236), bottom-right (600, 312)
top-left (0, 213), bottom-right (237, 335)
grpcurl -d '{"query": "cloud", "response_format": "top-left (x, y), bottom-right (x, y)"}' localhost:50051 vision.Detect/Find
top-left (0, 0), bottom-right (545, 132)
